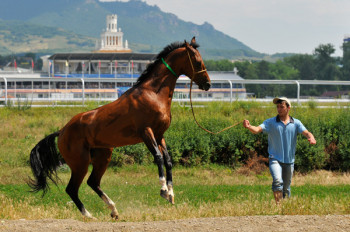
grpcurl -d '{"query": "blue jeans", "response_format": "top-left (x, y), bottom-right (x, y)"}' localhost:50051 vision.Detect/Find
top-left (269, 158), bottom-right (294, 198)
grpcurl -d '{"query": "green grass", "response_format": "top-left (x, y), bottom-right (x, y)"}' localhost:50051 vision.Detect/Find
top-left (0, 165), bottom-right (349, 221)
top-left (1, 102), bottom-right (350, 221)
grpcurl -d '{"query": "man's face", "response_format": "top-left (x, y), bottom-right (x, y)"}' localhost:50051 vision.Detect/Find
top-left (276, 102), bottom-right (290, 117)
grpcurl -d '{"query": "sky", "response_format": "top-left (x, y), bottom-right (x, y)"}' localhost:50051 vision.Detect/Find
top-left (104, 0), bottom-right (349, 56)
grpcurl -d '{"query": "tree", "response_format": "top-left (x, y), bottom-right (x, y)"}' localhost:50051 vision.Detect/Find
top-left (257, 60), bottom-right (271, 79)
top-left (342, 41), bottom-right (350, 81)
top-left (313, 44), bottom-right (342, 95)
top-left (313, 44), bottom-right (339, 80)
top-left (24, 52), bottom-right (36, 61)
top-left (205, 59), bottom-right (235, 71)
top-left (232, 61), bottom-right (251, 78)
top-left (284, 54), bottom-right (316, 80)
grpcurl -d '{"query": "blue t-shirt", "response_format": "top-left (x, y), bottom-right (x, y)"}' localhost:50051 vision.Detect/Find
top-left (259, 115), bottom-right (306, 164)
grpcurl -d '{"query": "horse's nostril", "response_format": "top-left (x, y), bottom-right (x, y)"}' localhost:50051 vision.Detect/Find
top-left (205, 82), bottom-right (211, 91)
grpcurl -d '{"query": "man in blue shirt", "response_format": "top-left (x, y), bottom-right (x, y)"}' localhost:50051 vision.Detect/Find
top-left (243, 97), bottom-right (316, 204)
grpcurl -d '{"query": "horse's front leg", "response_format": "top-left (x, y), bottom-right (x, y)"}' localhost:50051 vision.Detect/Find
top-left (141, 128), bottom-right (169, 201)
top-left (159, 137), bottom-right (174, 204)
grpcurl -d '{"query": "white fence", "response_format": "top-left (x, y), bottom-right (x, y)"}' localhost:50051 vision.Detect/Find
top-left (1, 77), bottom-right (350, 106)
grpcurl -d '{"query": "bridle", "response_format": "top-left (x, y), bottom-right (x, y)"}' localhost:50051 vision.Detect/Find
top-left (161, 49), bottom-right (207, 79)
top-left (186, 50), bottom-right (207, 79)
top-left (162, 47), bottom-right (242, 134)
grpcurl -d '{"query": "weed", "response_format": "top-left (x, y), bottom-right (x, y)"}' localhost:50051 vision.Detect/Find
top-left (307, 99), bottom-right (318, 109)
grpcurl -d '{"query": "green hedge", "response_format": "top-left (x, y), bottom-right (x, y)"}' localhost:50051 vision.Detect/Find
top-left (111, 102), bottom-right (350, 172)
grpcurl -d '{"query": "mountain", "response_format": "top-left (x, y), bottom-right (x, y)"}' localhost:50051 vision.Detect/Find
top-left (0, 19), bottom-right (96, 54)
top-left (0, 0), bottom-right (264, 59)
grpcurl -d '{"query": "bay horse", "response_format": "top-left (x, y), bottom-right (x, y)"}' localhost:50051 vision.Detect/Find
top-left (28, 37), bottom-right (211, 219)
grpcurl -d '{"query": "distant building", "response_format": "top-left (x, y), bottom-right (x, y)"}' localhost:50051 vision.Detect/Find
top-left (321, 91), bottom-right (349, 99)
top-left (175, 71), bottom-right (247, 100)
top-left (95, 14), bottom-right (131, 53)
top-left (43, 13), bottom-right (153, 77)
top-left (47, 52), bottom-right (155, 78)
top-left (344, 35), bottom-right (350, 43)
top-left (1, 14), bottom-right (246, 102)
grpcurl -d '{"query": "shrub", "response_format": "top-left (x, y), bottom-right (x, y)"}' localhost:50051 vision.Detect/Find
top-left (109, 103), bottom-right (350, 172)
top-left (1, 102), bottom-right (350, 172)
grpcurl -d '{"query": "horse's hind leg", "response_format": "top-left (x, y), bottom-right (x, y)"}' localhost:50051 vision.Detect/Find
top-left (87, 148), bottom-right (119, 220)
top-left (141, 128), bottom-right (172, 203)
top-left (159, 138), bottom-right (174, 204)
top-left (65, 155), bottom-right (93, 218)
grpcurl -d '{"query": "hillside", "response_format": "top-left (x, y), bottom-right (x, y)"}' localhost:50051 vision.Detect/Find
top-left (0, 0), bottom-right (265, 59)
top-left (0, 19), bottom-right (96, 54)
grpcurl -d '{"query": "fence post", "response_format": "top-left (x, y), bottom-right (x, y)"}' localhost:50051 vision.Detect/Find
top-left (81, 78), bottom-right (85, 106)
top-left (295, 80), bottom-right (300, 105)
top-left (0, 77), bottom-right (7, 106)
top-left (227, 80), bottom-right (233, 103)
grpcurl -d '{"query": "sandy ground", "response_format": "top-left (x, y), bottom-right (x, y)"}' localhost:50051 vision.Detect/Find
top-left (1, 215), bottom-right (349, 232)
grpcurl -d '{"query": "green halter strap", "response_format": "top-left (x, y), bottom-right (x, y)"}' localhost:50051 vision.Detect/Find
top-left (161, 58), bottom-right (178, 77)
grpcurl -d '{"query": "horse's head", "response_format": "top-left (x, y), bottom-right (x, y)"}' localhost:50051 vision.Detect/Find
top-left (184, 37), bottom-right (211, 91)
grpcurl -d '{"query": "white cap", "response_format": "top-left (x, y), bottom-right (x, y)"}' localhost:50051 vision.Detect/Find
top-left (273, 97), bottom-right (291, 107)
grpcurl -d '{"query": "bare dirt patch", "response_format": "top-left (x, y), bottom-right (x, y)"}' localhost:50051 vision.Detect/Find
top-left (1, 215), bottom-right (349, 232)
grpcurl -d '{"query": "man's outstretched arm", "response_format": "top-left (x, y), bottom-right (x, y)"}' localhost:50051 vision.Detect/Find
top-left (302, 130), bottom-right (316, 145)
top-left (243, 120), bottom-right (263, 134)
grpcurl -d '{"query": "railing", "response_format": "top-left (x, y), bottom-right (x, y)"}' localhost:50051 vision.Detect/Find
top-left (1, 77), bottom-right (350, 106)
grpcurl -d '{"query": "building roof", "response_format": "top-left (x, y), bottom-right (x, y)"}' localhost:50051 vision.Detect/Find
top-left (321, 91), bottom-right (349, 97)
top-left (206, 71), bottom-right (244, 80)
top-left (48, 53), bottom-right (157, 61)
top-left (178, 71), bottom-right (244, 82)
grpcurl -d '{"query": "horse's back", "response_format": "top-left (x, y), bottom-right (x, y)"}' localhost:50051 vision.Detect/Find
top-left (57, 96), bottom-right (143, 152)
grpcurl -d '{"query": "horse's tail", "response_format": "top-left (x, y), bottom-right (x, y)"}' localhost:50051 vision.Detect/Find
top-left (27, 131), bottom-right (62, 195)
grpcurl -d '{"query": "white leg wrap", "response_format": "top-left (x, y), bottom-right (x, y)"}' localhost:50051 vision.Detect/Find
top-left (102, 194), bottom-right (118, 218)
top-left (81, 208), bottom-right (93, 219)
top-left (167, 184), bottom-right (174, 196)
top-left (102, 194), bottom-right (115, 209)
top-left (159, 177), bottom-right (168, 191)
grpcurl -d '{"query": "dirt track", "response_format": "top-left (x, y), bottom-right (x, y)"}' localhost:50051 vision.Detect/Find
top-left (1, 215), bottom-right (350, 232)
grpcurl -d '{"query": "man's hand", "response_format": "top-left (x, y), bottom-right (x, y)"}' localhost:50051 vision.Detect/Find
top-left (243, 119), bottom-right (251, 128)
top-left (308, 136), bottom-right (317, 145)
top-left (243, 119), bottom-right (262, 134)
top-left (302, 130), bottom-right (317, 145)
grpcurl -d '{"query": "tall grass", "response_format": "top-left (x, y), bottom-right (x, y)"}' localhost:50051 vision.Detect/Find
top-left (0, 105), bottom-right (92, 166)
top-left (1, 101), bottom-right (350, 169)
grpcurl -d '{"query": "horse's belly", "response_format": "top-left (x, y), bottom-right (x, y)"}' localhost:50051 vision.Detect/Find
top-left (92, 125), bottom-right (141, 148)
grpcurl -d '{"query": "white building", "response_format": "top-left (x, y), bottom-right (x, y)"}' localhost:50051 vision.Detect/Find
top-left (0, 14), bottom-right (246, 103)
top-left (344, 35), bottom-right (350, 43)
top-left (95, 14), bottom-right (131, 53)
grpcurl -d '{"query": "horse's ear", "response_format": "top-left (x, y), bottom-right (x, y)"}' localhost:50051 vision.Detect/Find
top-left (191, 37), bottom-right (196, 44)
top-left (189, 36), bottom-right (199, 49)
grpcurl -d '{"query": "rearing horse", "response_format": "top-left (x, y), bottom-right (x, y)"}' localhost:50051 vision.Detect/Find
top-left (28, 37), bottom-right (211, 219)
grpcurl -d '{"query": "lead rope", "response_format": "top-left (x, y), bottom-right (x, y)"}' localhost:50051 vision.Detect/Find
top-left (189, 79), bottom-right (243, 134)
top-left (188, 74), bottom-right (243, 134)
top-left (163, 51), bottom-right (243, 134)
top-left (185, 50), bottom-right (242, 134)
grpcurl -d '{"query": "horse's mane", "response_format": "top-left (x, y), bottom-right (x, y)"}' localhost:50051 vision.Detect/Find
top-left (133, 40), bottom-right (200, 87)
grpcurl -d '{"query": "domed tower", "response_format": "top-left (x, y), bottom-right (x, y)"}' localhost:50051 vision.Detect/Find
top-left (106, 14), bottom-right (118, 33)
top-left (95, 14), bottom-right (132, 53)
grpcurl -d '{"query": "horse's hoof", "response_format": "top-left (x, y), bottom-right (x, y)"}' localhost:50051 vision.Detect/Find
top-left (111, 213), bottom-right (119, 220)
top-left (160, 189), bottom-right (169, 200)
top-left (169, 195), bottom-right (175, 205)
top-left (110, 208), bottom-right (119, 220)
